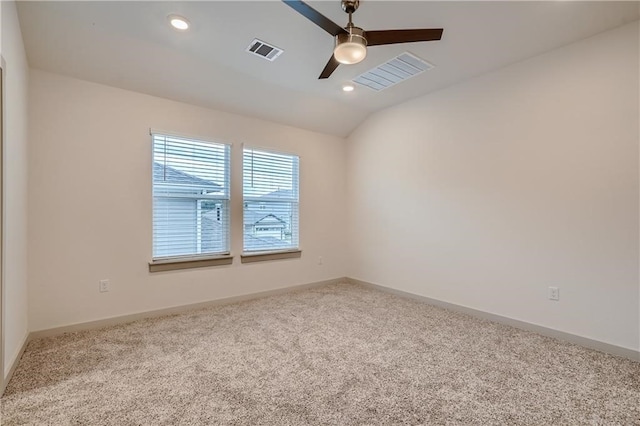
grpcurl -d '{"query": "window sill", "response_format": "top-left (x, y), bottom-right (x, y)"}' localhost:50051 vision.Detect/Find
top-left (149, 254), bottom-right (233, 272)
top-left (240, 249), bottom-right (302, 264)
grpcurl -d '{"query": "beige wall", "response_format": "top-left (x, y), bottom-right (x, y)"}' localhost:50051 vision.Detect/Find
top-left (1, 1), bottom-right (30, 376)
top-left (28, 70), bottom-right (347, 331)
top-left (347, 22), bottom-right (640, 351)
top-left (24, 18), bottom-right (640, 352)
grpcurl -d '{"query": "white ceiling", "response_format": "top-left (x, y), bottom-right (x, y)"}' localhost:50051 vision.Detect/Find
top-left (16, 1), bottom-right (640, 137)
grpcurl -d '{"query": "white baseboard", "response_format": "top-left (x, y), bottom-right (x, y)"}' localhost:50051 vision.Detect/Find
top-left (29, 277), bottom-right (347, 340)
top-left (22, 276), bottom-right (638, 373)
top-left (1, 333), bottom-right (29, 397)
top-left (348, 278), bottom-right (640, 362)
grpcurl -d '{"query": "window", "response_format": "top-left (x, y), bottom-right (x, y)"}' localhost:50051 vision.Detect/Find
top-left (152, 133), bottom-right (230, 259)
top-left (243, 148), bottom-right (299, 253)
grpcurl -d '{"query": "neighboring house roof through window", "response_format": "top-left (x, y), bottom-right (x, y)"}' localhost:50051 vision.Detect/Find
top-left (244, 210), bottom-right (287, 227)
top-left (263, 189), bottom-right (294, 199)
top-left (153, 162), bottom-right (221, 190)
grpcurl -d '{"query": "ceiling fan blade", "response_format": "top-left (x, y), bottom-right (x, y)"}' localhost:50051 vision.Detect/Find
top-left (282, 1), bottom-right (347, 37)
top-left (365, 28), bottom-right (444, 46)
top-left (319, 55), bottom-right (340, 79)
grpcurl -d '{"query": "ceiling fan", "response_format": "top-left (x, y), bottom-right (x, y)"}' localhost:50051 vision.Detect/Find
top-left (282, 0), bottom-right (443, 79)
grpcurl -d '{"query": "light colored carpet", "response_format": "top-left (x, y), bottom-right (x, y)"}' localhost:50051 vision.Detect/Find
top-left (1, 282), bottom-right (639, 425)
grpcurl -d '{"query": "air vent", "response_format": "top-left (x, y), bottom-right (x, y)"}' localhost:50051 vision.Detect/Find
top-left (352, 52), bottom-right (434, 91)
top-left (246, 39), bottom-right (284, 62)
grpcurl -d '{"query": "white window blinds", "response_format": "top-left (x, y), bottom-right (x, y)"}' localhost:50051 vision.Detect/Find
top-left (243, 147), bottom-right (299, 253)
top-left (152, 134), bottom-right (230, 259)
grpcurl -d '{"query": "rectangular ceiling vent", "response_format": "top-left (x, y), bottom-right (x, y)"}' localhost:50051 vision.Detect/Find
top-left (246, 39), bottom-right (284, 62)
top-left (353, 52), bottom-right (435, 91)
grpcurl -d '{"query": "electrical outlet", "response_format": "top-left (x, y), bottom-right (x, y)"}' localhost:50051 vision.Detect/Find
top-left (99, 279), bottom-right (110, 293)
top-left (317, 256), bottom-right (323, 265)
top-left (548, 286), bottom-right (559, 301)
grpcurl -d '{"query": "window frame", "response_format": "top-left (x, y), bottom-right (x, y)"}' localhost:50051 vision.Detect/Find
top-left (149, 131), bottom-right (232, 271)
top-left (241, 145), bottom-right (300, 261)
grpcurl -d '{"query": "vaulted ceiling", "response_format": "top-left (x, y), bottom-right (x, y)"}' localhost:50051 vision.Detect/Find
top-left (17, 1), bottom-right (639, 136)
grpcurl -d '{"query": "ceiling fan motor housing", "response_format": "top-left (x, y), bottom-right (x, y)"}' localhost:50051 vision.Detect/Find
top-left (336, 26), bottom-right (367, 46)
top-left (341, 0), bottom-right (360, 14)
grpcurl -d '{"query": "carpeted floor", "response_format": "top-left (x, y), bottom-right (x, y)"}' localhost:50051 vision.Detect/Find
top-left (1, 282), bottom-right (639, 425)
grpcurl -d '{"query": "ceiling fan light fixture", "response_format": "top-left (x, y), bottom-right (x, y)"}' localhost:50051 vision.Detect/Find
top-left (334, 27), bottom-right (367, 65)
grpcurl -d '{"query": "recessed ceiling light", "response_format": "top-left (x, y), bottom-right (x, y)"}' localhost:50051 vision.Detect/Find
top-left (342, 84), bottom-right (355, 92)
top-left (168, 15), bottom-right (189, 31)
